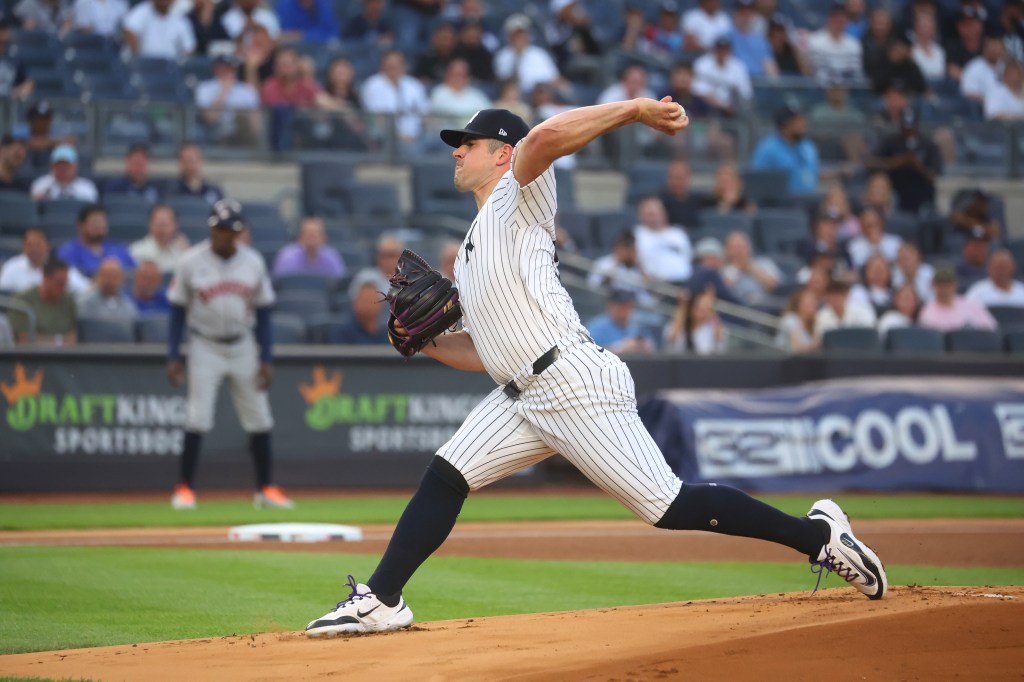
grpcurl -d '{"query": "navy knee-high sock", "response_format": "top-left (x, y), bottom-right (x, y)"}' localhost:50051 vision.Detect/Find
top-left (180, 431), bottom-right (202, 488)
top-left (249, 432), bottom-right (272, 489)
top-left (655, 483), bottom-right (827, 558)
top-left (368, 457), bottom-right (468, 605)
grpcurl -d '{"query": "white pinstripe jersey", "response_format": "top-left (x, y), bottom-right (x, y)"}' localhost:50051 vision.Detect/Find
top-left (453, 154), bottom-right (585, 386)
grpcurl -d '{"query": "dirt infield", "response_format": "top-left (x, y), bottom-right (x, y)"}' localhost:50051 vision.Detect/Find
top-left (1, 519), bottom-right (1022, 680)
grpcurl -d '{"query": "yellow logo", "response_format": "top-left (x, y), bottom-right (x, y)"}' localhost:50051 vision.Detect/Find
top-left (299, 366), bottom-right (342, 405)
top-left (1, 364), bottom-right (43, 405)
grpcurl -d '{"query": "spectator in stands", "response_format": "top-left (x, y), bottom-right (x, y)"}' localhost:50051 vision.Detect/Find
top-left (128, 259), bottom-right (169, 313)
top-left (222, 0), bottom-right (280, 45)
top-left (692, 36), bottom-right (753, 117)
top-left (277, 0), bottom-right (338, 44)
top-left (808, 2), bottom-right (864, 82)
top-left (814, 279), bottom-right (877, 339)
top-left (102, 143), bottom-right (161, 203)
top-left (587, 230), bottom-right (655, 307)
top-left (623, 0), bottom-right (684, 58)
top-left (877, 283), bottom-right (921, 336)
top-left (587, 289), bottom-right (656, 355)
top-left (0, 227), bottom-right (89, 292)
top-left (438, 239), bottom-right (459, 281)
top-left (430, 59), bottom-right (492, 123)
top-left (809, 79), bottom-right (869, 164)
top-left (240, 23), bottom-right (276, 86)
top-left (77, 257), bottom-right (137, 322)
top-left (722, 231), bottom-right (780, 305)
top-left (598, 64), bottom-right (655, 105)
top-left (24, 100), bottom-right (71, 169)
top-left (892, 241), bottom-right (933, 301)
top-left (949, 188), bottom-right (1000, 242)
top-left (414, 21), bottom-right (459, 85)
top-left (861, 6), bottom-right (894, 86)
top-left (633, 195), bottom-right (693, 285)
top-left (72, 0), bottom-right (129, 37)
top-left (750, 0), bottom-right (777, 35)
top-left (821, 184), bottom-right (861, 239)
top-left (335, 269), bottom-right (389, 345)
top-left (688, 237), bottom-right (742, 304)
top-left (870, 107), bottom-right (941, 215)
top-left (454, 19), bottom-right (496, 83)
top-left (197, 54), bottom-right (262, 147)
top-left (0, 16), bottom-right (34, 100)
top-left (545, 0), bottom-right (601, 72)
top-left (317, 57), bottom-right (369, 150)
top-left (663, 287), bottom-right (727, 355)
top-left (390, 0), bottom-right (442, 48)
top-left (860, 171), bottom-right (896, 217)
top-left (918, 264), bottom-right (996, 331)
top-left (955, 226), bottom-right (991, 292)
top-left (8, 257), bottom-right (76, 345)
top-left (57, 204), bottom-right (134, 277)
top-left (967, 249), bottom-right (1024, 308)
top-left (272, 216), bottom-right (345, 279)
top-left (658, 159), bottom-right (702, 229)
top-left (361, 49), bottom-right (431, 149)
top-left (846, 206), bottom-right (901, 268)
top-left (260, 46), bottom-right (322, 110)
top-left (186, 0), bottom-right (231, 55)
top-left (767, 14), bottom-right (809, 76)
top-left (944, 6), bottom-right (984, 81)
top-left (14, 0), bottom-right (72, 33)
top-left (850, 253), bottom-right (893, 310)
top-left (701, 162), bottom-right (754, 215)
top-left (775, 287), bottom-right (820, 353)
top-left (984, 59), bottom-right (1024, 121)
top-left (0, 133), bottom-right (29, 193)
top-left (682, 0), bottom-right (732, 51)
top-left (660, 61), bottom-right (713, 120)
top-left (493, 79), bottom-right (533, 124)
top-left (123, 0), bottom-right (196, 59)
top-left (173, 143), bottom-right (223, 205)
top-left (341, 0), bottom-right (394, 47)
top-left (911, 10), bottom-right (946, 81)
top-left (729, 0), bottom-right (776, 77)
top-left (873, 79), bottom-right (912, 131)
top-left (360, 234), bottom-right (404, 301)
top-left (129, 204), bottom-right (188, 274)
top-left (798, 208), bottom-right (848, 267)
top-left (961, 32), bottom-right (1006, 102)
top-left (30, 144), bottom-right (98, 202)
top-left (873, 31), bottom-right (928, 95)
top-left (494, 14), bottom-right (562, 95)
top-left (445, 0), bottom-right (498, 50)
top-left (750, 105), bottom-right (820, 196)
top-left (844, 0), bottom-right (867, 38)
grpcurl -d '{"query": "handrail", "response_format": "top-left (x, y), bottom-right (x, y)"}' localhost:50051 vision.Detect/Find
top-left (0, 294), bottom-right (37, 343)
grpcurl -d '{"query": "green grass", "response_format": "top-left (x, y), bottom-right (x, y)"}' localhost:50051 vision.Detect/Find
top-left (1, 493), bottom-right (1022, 531)
top-left (1, 546), bottom-right (1022, 655)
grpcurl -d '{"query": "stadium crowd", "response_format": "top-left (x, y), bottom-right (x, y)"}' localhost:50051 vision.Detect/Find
top-left (0, 0), bottom-right (1022, 353)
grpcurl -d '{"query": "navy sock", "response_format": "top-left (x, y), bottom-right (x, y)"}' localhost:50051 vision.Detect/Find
top-left (249, 432), bottom-right (272, 489)
top-left (368, 457), bottom-right (468, 603)
top-left (655, 483), bottom-right (827, 558)
top-left (180, 431), bottom-right (202, 488)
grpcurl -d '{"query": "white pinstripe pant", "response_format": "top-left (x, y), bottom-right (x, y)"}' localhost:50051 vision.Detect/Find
top-left (437, 341), bottom-right (683, 524)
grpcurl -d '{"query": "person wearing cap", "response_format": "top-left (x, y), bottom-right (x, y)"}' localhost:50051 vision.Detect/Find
top-left (56, 204), bottom-right (135, 277)
top-left (918, 264), bottom-right (996, 332)
top-left (24, 99), bottom-right (64, 168)
top-left (966, 249), bottom-right (1024, 308)
top-left (585, 288), bottom-right (656, 355)
top-left (808, 1), bottom-right (864, 81)
top-left (272, 216), bottom-right (345, 279)
top-left (277, 0), bottom-right (339, 44)
top-left (332, 270), bottom-right (390, 345)
top-left (123, 0), bottom-right (196, 59)
top-left (360, 49), bottom-right (430, 147)
top-left (102, 143), bottom-right (162, 203)
top-left (692, 35), bottom-right (752, 117)
top-left (29, 144), bottom-right (98, 203)
top-left (0, 16), bottom-right (34, 100)
top-left (954, 225), bottom-right (992, 292)
top-left (0, 133), bottom-right (29, 193)
top-left (682, 0), bottom-right (733, 52)
top-left (728, 0), bottom-right (776, 77)
top-left (750, 105), bottom-right (821, 196)
top-left (494, 14), bottom-right (562, 95)
top-left (960, 30), bottom-right (1006, 101)
top-left (813, 278), bottom-right (877, 340)
top-left (130, 203), bottom-right (190, 274)
top-left (944, 6), bottom-right (984, 80)
top-left (72, 0), bottom-right (129, 38)
top-left (869, 105), bottom-right (941, 214)
top-left (910, 9), bottom-right (946, 81)
top-left (872, 30), bottom-right (928, 94)
top-left (195, 53), bottom-right (261, 144)
top-left (983, 58), bottom-right (1024, 121)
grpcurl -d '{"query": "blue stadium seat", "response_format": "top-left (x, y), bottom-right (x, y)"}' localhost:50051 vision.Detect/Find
top-left (945, 328), bottom-right (1002, 353)
top-left (275, 290), bottom-right (330, 318)
top-left (554, 209), bottom-right (593, 251)
top-left (884, 326), bottom-right (944, 355)
top-left (625, 161), bottom-right (668, 205)
top-left (301, 160), bottom-right (357, 218)
top-left (135, 313), bottom-right (170, 343)
top-left (741, 169), bottom-right (791, 208)
top-left (349, 183), bottom-right (401, 219)
top-left (273, 273), bottom-right (336, 294)
top-left (306, 313), bottom-right (350, 344)
top-left (272, 313), bottom-right (308, 344)
top-left (591, 210), bottom-right (635, 251)
top-left (78, 317), bottom-right (135, 343)
top-left (697, 211), bottom-right (755, 239)
top-left (411, 161), bottom-right (476, 220)
top-left (0, 192), bottom-right (40, 235)
top-left (988, 306), bottom-right (1024, 329)
top-left (755, 208), bottom-right (810, 254)
top-left (822, 327), bottom-right (882, 353)
top-left (885, 212), bottom-right (920, 248)
top-left (1005, 330), bottom-right (1024, 354)
top-left (555, 167), bottom-right (575, 211)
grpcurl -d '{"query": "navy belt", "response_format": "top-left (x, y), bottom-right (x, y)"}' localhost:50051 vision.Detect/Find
top-left (191, 328), bottom-right (244, 345)
top-left (503, 346), bottom-right (560, 400)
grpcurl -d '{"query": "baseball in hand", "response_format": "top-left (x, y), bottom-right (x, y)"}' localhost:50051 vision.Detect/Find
top-left (676, 103), bottom-right (687, 118)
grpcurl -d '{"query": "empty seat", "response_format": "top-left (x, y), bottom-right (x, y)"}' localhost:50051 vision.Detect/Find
top-left (591, 210), bottom-right (635, 250)
top-left (78, 317), bottom-right (135, 343)
top-left (0, 192), bottom-right (40, 235)
top-left (273, 273), bottom-right (336, 293)
top-left (307, 313), bottom-right (350, 344)
top-left (274, 290), bottom-right (329, 318)
top-left (885, 212), bottom-right (920, 247)
top-left (554, 209), bottom-right (593, 251)
top-left (300, 160), bottom-right (357, 217)
top-left (740, 169), bottom-right (791, 207)
top-left (945, 328), bottom-right (1002, 353)
top-left (135, 313), bottom-right (170, 343)
top-left (1005, 330), bottom-right (1024, 354)
top-left (756, 208), bottom-right (811, 254)
top-left (349, 183), bottom-right (401, 218)
top-left (988, 305), bottom-right (1024, 329)
top-left (625, 161), bottom-right (668, 205)
top-left (697, 211), bottom-right (755, 239)
top-left (411, 162), bottom-right (476, 220)
top-left (555, 167), bottom-right (575, 210)
top-left (884, 326), bottom-right (944, 355)
top-left (822, 327), bottom-right (882, 353)
top-left (272, 313), bottom-right (307, 344)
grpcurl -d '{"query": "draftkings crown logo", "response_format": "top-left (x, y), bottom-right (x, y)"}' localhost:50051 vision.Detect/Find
top-left (299, 366), bottom-right (343, 405)
top-left (1, 364), bottom-right (43, 405)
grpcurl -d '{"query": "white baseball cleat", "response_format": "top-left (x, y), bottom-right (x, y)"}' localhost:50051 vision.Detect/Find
top-left (305, 575), bottom-right (414, 637)
top-left (807, 499), bottom-right (888, 600)
top-left (253, 485), bottom-right (294, 510)
top-left (171, 484), bottom-right (196, 510)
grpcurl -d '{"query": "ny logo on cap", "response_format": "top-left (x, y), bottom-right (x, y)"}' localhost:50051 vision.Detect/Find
top-left (499, 128), bottom-right (507, 136)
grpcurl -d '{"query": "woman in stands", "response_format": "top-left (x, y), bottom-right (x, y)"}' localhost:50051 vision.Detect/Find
top-left (859, 172), bottom-right (895, 218)
top-left (702, 162), bottom-right (755, 215)
top-left (775, 286), bottom-right (820, 353)
top-left (663, 288), bottom-right (728, 355)
top-left (822, 184), bottom-right (861, 239)
top-left (877, 283), bottom-right (921, 338)
top-left (319, 57), bottom-right (369, 150)
top-left (851, 253), bottom-right (894, 313)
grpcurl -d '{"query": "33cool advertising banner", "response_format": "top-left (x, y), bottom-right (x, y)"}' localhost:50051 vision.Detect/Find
top-left (640, 377), bottom-right (1024, 492)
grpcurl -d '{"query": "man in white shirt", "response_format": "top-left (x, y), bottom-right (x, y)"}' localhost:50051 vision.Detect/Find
top-left (692, 36), bottom-right (753, 116)
top-left (961, 33), bottom-right (1005, 102)
top-left (984, 59), bottom-right (1024, 121)
top-left (72, 0), bottom-right (129, 37)
top-left (429, 59), bottom-right (492, 122)
top-left (845, 206), bottom-right (902, 268)
top-left (597, 63), bottom-right (655, 105)
top-left (221, 0), bottom-right (281, 42)
top-left (494, 13), bottom-right (562, 94)
top-left (633, 195), bottom-right (693, 285)
top-left (0, 228), bottom-right (89, 293)
top-left (195, 54), bottom-right (261, 141)
top-left (807, 3), bottom-right (863, 81)
top-left (77, 257), bottom-right (138, 322)
top-left (29, 144), bottom-right (98, 203)
top-left (130, 203), bottom-right (190, 274)
top-left (123, 0), bottom-right (196, 59)
top-left (967, 249), bottom-right (1024, 308)
top-left (682, 0), bottom-right (732, 51)
top-left (360, 49), bottom-right (430, 145)
top-left (814, 279), bottom-right (877, 339)
top-left (910, 11), bottom-right (945, 81)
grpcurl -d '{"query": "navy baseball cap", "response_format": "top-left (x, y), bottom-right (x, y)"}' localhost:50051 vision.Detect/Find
top-left (440, 109), bottom-right (531, 148)
top-left (208, 198), bottom-right (247, 232)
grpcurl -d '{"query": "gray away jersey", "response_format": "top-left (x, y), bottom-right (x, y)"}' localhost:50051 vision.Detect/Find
top-left (453, 154), bottom-right (585, 385)
top-left (168, 241), bottom-right (275, 338)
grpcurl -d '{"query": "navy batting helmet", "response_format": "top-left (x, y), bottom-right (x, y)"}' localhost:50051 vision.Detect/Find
top-left (208, 198), bottom-right (246, 232)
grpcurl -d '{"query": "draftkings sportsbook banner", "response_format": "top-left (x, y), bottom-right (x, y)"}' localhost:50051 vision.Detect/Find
top-left (639, 377), bottom-right (1024, 493)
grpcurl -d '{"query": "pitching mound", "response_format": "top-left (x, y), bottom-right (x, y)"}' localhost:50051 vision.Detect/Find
top-left (1, 586), bottom-right (1020, 681)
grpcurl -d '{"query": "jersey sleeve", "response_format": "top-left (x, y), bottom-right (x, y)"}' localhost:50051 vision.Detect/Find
top-left (166, 257), bottom-right (190, 306)
top-left (253, 255), bottom-right (275, 307)
top-left (510, 141), bottom-right (557, 226)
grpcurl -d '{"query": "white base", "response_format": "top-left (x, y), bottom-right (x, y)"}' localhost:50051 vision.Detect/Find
top-left (227, 522), bottom-right (363, 543)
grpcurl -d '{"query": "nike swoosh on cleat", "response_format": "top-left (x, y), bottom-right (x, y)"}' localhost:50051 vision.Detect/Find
top-left (838, 547), bottom-right (876, 586)
top-left (357, 605), bottom-right (381, 618)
